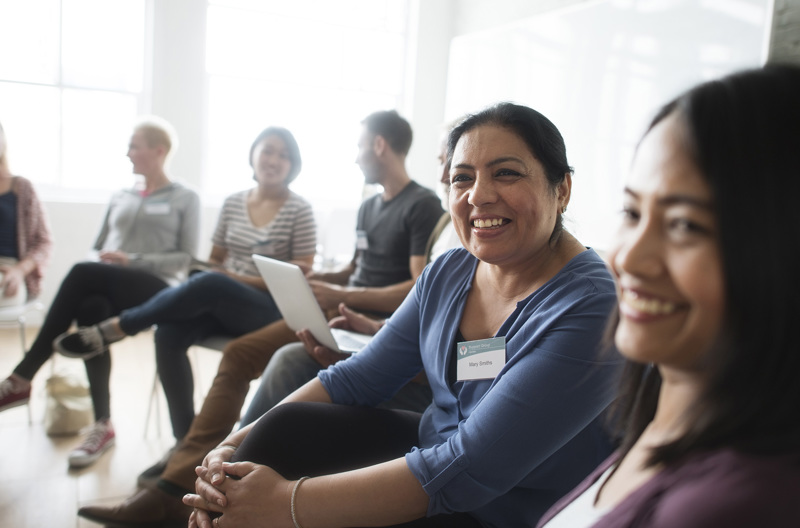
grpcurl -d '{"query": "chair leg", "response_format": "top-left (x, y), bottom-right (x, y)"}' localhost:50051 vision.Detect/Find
top-left (18, 315), bottom-right (27, 352)
top-left (191, 347), bottom-right (204, 402)
top-left (144, 371), bottom-right (162, 438)
top-left (17, 317), bottom-right (32, 425)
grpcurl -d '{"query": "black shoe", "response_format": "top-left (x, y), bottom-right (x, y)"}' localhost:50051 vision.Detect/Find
top-left (55, 326), bottom-right (108, 359)
top-left (137, 443), bottom-right (179, 489)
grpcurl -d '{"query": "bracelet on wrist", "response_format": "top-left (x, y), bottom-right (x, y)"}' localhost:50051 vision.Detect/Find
top-left (290, 476), bottom-right (310, 528)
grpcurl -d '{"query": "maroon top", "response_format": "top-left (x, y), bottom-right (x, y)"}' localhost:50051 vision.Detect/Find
top-left (10, 176), bottom-right (52, 298)
top-left (538, 448), bottom-right (800, 528)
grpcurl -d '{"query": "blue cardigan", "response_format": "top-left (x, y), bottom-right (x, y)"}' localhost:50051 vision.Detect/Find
top-left (320, 248), bottom-right (622, 527)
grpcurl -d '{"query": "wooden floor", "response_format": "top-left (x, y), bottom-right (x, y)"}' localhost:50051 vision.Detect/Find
top-left (0, 326), bottom-right (225, 528)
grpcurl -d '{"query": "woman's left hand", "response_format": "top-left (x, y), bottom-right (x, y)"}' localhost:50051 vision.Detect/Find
top-left (184, 461), bottom-right (295, 528)
top-left (98, 250), bottom-right (130, 266)
top-left (0, 265), bottom-right (24, 298)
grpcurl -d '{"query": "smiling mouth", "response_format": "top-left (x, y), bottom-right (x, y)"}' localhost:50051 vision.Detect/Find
top-left (472, 218), bottom-right (509, 229)
top-left (621, 289), bottom-right (678, 315)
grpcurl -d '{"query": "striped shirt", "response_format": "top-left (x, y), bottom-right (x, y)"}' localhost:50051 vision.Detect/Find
top-left (212, 189), bottom-right (316, 277)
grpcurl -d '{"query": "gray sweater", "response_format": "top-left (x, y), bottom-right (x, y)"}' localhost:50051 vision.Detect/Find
top-left (93, 182), bottom-right (200, 285)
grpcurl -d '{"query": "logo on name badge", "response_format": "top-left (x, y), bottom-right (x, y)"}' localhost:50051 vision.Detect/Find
top-left (459, 345), bottom-right (467, 356)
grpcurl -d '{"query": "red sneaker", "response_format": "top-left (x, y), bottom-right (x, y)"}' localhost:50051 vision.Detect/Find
top-left (68, 419), bottom-right (116, 468)
top-left (0, 376), bottom-right (30, 412)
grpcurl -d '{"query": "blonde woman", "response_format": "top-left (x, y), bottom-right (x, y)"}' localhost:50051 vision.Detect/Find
top-left (0, 117), bottom-right (199, 469)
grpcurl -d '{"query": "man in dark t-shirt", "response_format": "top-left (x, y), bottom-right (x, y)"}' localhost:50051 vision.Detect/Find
top-left (350, 180), bottom-right (444, 290)
top-left (77, 110), bottom-right (445, 526)
top-left (307, 110), bottom-right (443, 318)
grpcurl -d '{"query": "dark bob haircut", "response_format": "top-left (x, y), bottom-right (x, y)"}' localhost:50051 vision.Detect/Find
top-left (249, 126), bottom-right (302, 184)
top-left (361, 110), bottom-right (413, 157)
top-left (608, 64), bottom-right (800, 466)
top-left (446, 102), bottom-right (574, 243)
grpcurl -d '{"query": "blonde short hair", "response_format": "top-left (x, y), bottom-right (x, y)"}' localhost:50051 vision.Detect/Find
top-left (133, 115), bottom-right (178, 156)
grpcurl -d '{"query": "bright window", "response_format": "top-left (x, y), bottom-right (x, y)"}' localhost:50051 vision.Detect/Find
top-left (204, 0), bottom-right (411, 216)
top-left (0, 0), bottom-right (147, 200)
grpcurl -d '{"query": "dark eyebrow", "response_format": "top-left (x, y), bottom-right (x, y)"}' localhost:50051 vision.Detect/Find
top-left (487, 156), bottom-right (526, 167)
top-left (452, 156), bottom-right (526, 171)
top-left (624, 187), bottom-right (714, 210)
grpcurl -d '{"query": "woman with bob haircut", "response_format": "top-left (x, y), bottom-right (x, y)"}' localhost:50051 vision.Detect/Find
top-left (177, 102), bottom-right (622, 528)
top-left (538, 64), bottom-right (800, 527)
top-left (57, 126), bottom-right (317, 453)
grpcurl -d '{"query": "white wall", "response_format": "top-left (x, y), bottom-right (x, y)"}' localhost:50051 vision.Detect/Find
top-left (452, 0), bottom-right (589, 36)
top-left (445, 0), bottom-right (772, 250)
top-left (31, 0), bottom-right (800, 325)
top-left (404, 0), bottom-right (457, 188)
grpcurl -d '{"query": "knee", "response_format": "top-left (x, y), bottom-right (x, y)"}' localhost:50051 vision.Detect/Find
top-left (187, 271), bottom-right (230, 290)
top-left (252, 401), bottom-right (310, 432)
top-left (270, 344), bottom-right (317, 376)
top-left (63, 261), bottom-right (99, 284)
top-left (217, 340), bottom-right (262, 379)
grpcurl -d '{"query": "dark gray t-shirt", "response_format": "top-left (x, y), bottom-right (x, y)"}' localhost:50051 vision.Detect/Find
top-left (349, 180), bottom-right (443, 290)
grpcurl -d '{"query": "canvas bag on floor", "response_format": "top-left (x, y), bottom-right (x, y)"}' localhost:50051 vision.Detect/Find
top-left (44, 373), bottom-right (93, 436)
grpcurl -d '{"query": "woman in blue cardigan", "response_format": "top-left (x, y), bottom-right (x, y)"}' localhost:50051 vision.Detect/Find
top-left (172, 103), bottom-right (623, 528)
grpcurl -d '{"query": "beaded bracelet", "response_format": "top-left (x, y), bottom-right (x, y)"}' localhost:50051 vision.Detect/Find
top-left (290, 476), bottom-right (310, 528)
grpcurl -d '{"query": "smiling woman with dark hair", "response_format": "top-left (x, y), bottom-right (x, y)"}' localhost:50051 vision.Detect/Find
top-left (176, 103), bottom-right (622, 528)
top-left (538, 64), bottom-right (800, 528)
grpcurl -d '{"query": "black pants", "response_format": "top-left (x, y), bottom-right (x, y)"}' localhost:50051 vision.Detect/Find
top-left (234, 402), bottom-right (482, 528)
top-left (14, 262), bottom-right (168, 420)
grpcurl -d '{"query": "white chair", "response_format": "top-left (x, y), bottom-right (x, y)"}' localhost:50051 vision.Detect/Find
top-left (0, 299), bottom-right (45, 423)
top-left (0, 299), bottom-right (44, 353)
top-left (144, 334), bottom-right (232, 437)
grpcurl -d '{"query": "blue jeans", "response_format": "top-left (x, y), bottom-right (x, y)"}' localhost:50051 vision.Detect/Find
top-left (119, 271), bottom-right (281, 438)
top-left (239, 342), bottom-right (434, 427)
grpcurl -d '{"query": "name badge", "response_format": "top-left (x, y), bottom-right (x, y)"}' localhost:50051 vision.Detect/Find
top-left (144, 202), bottom-right (171, 215)
top-left (356, 230), bottom-right (369, 250)
top-left (456, 336), bottom-right (506, 381)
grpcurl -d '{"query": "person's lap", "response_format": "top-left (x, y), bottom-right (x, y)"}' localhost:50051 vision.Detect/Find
top-left (233, 402), bottom-right (480, 528)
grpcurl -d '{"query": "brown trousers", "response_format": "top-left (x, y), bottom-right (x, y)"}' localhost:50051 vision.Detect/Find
top-left (160, 319), bottom-right (297, 491)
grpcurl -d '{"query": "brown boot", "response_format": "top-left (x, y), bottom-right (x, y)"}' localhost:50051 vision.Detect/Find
top-left (77, 487), bottom-right (192, 526)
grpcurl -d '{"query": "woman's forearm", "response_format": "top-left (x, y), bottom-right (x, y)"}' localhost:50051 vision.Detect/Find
top-left (294, 458), bottom-right (429, 528)
top-left (281, 378), bottom-right (333, 406)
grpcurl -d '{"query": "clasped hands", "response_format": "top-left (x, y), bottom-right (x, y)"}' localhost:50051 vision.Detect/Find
top-left (183, 444), bottom-right (295, 528)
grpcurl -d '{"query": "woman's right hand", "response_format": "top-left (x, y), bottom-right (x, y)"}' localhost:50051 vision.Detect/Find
top-left (195, 444), bottom-right (239, 507)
